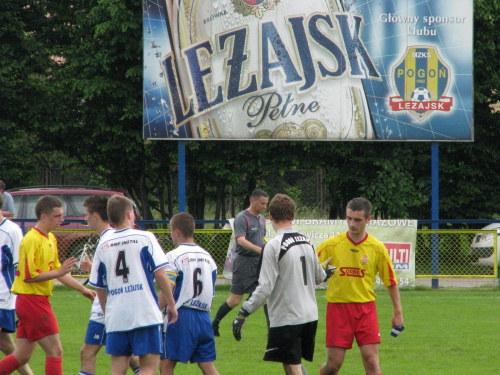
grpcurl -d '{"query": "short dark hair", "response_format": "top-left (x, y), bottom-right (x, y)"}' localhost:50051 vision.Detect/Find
top-left (0, 193), bottom-right (3, 208)
top-left (35, 195), bottom-right (63, 220)
top-left (250, 189), bottom-right (268, 200)
top-left (0, 181), bottom-right (5, 190)
top-left (107, 195), bottom-right (133, 226)
top-left (170, 212), bottom-right (195, 238)
top-left (84, 195), bottom-right (110, 222)
top-left (346, 197), bottom-right (372, 218)
top-left (269, 194), bottom-right (295, 222)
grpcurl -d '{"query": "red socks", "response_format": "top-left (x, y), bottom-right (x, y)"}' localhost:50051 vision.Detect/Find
top-left (0, 354), bottom-right (21, 374)
top-left (46, 357), bottom-right (63, 375)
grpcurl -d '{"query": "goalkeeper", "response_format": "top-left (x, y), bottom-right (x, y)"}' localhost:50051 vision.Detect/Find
top-left (232, 194), bottom-right (335, 374)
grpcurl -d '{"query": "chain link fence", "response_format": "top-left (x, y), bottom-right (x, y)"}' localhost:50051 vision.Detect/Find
top-left (55, 228), bottom-right (498, 281)
top-left (416, 229), bottom-right (498, 278)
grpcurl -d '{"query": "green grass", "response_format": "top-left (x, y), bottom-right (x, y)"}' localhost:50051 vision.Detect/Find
top-left (15, 284), bottom-right (500, 374)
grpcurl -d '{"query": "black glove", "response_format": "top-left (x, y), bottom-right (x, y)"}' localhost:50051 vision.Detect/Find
top-left (321, 257), bottom-right (337, 282)
top-left (232, 308), bottom-right (250, 341)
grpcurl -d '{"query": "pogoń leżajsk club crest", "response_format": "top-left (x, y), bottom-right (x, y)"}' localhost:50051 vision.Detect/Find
top-left (390, 46), bottom-right (453, 121)
top-left (231, 0), bottom-right (280, 19)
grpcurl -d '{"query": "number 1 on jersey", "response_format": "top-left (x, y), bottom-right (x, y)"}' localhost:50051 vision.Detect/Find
top-left (300, 256), bottom-right (308, 285)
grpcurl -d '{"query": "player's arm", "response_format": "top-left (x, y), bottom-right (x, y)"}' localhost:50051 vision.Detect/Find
top-left (155, 268), bottom-right (178, 324)
top-left (236, 236), bottom-right (262, 254)
top-left (24, 256), bottom-right (77, 283)
top-left (2, 210), bottom-right (14, 218)
top-left (95, 288), bottom-right (107, 313)
top-left (387, 284), bottom-right (404, 328)
top-left (57, 273), bottom-right (96, 301)
top-left (159, 269), bottom-right (177, 310)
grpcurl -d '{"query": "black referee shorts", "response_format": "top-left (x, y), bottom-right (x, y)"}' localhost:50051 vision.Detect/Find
top-left (264, 321), bottom-right (318, 365)
top-left (230, 254), bottom-right (260, 295)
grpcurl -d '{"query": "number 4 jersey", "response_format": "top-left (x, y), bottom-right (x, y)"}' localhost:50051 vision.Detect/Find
top-left (89, 228), bottom-right (169, 333)
top-left (165, 243), bottom-right (217, 312)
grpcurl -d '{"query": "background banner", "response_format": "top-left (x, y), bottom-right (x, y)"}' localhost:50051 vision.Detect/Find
top-left (143, 0), bottom-right (473, 141)
top-left (224, 219), bottom-right (417, 288)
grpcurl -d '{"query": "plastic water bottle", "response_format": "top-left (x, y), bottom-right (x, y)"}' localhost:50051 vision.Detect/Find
top-left (391, 325), bottom-right (405, 337)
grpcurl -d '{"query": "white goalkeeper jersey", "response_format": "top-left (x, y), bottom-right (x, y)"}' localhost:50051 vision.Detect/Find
top-left (89, 228), bottom-right (168, 333)
top-left (0, 219), bottom-right (23, 310)
top-left (89, 228), bottom-right (114, 324)
top-left (165, 243), bottom-right (217, 311)
top-left (243, 227), bottom-right (326, 327)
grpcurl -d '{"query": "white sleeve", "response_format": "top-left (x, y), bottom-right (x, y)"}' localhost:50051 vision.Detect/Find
top-left (12, 224), bottom-right (23, 267)
top-left (242, 240), bottom-right (278, 314)
top-left (314, 248), bottom-right (327, 284)
top-left (148, 233), bottom-right (169, 271)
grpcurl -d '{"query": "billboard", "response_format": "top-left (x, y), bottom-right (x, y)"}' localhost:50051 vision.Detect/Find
top-left (143, 0), bottom-right (473, 141)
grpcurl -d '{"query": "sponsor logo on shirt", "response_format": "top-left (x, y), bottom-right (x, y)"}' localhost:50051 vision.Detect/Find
top-left (339, 267), bottom-right (365, 278)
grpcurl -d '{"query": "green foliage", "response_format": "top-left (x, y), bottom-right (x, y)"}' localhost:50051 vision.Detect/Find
top-left (1, 0), bottom-right (500, 222)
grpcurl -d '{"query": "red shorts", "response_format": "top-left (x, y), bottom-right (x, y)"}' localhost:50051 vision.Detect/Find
top-left (16, 294), bottom-right (59, 342)
top-left (326, 301), bottom-right (380, 349)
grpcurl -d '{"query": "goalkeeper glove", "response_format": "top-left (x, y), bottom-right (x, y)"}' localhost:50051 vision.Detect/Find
top-left (232, 308), bottom-right (250, 341)
top-left (321, 257), bottom-right (337, 282)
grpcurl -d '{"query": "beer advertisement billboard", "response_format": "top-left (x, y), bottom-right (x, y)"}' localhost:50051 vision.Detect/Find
top-left (143, 0), bottom-right (473, 141)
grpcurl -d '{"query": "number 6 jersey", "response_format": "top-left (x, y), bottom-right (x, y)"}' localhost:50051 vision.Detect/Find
top-left (89, 228), bottom-right (169, 333)
top-left (165, 243), bottom-right (217, 312)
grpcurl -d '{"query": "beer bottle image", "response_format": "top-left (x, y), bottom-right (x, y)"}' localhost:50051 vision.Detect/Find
top-left (163, 0), bottom-right (379, 140)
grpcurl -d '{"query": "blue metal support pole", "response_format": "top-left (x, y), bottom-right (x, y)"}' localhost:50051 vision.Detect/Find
top-left (431, 142), bottom-right (439, 289)
top-left (178, 140), bottom-right (186, 212)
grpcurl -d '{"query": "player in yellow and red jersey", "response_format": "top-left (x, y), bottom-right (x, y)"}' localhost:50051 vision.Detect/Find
top-left (317, 198), bottom-right (404, 375)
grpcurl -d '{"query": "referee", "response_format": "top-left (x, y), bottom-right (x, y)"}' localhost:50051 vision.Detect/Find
top-left (211, 189), bottom-right (268, 336)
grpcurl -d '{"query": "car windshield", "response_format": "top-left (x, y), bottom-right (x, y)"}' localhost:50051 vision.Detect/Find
top-left (25, 194), bottom-right (68, 220)
top-left (67, 194), bottom-right (91, 217)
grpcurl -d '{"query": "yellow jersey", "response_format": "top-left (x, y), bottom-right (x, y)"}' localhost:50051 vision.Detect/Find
top-left (317, 231), bottom-right (397, 303)
top-left (11, 228), bottom-right (61, 296)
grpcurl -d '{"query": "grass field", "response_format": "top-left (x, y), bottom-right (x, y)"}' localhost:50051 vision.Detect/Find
top-left (18, 284), bottom-right (500, 374)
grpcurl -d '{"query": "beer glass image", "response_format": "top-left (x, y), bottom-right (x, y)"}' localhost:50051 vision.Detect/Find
top-left (163, 0), bottom-right (379, 140)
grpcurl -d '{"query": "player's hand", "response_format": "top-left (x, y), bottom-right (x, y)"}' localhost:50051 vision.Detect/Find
top-left (321, 257), bottom-right (337, 282)
top-left (165, 304), bottom-right (178, 325)
top-left (81, 287), bottom-right (96, 302)
top-left (232, 308), bottom-right (250, 341)
top-left (79, 253), bottom-right (92, 273)
top-left (59, 257), bottom-right (77, 275)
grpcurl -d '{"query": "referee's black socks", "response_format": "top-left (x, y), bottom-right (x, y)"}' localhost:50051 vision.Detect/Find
top-left (212, 301), bottom-right (233, 328)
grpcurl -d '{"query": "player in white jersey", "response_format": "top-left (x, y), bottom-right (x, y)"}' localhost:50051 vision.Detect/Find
top-left (0, 193), bottom-right (33, 375)
top-left (160, 212), bottom-right (219, 375)
top-left (232, 194), bottom-right (334, 375)
top-left (89, 195), bottom-right (177, 375)
top-left (78, 195), bottom-right (139, 375)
